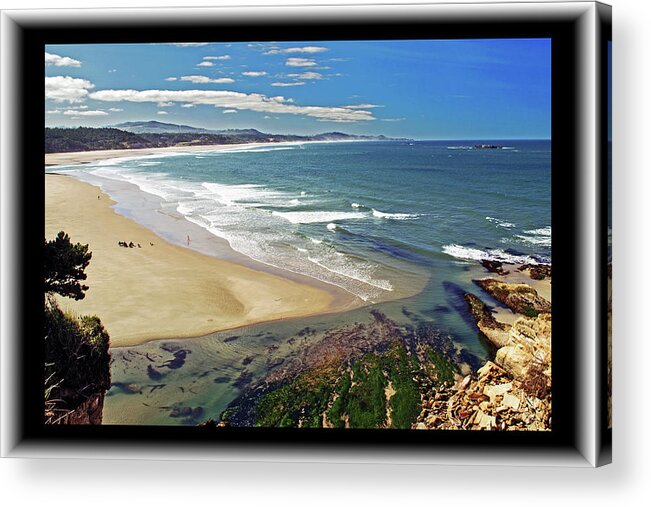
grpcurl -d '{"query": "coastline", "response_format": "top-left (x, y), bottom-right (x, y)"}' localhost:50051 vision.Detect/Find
top-left (44, 140), bottom-right (368, 167)
top-left (46, 173), bottom-right (362, 347)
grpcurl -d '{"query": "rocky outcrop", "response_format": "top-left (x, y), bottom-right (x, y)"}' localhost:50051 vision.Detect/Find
top-left (415, 361), bottom-right (550, 431)
top-left (466, 285), bottom-right (551, 387)
top-left (495, 313), bottom-right (551, 381)
top-left (474, 278), bottom-right (551, 315)
top-left (480, 260), bottom-right (510, 275)
top-left (517, 264), bottom-right (552, 280)
top-left (463, 293), bottom-right (511, 347)
top-left (412, 273), bottom-right (553, 432)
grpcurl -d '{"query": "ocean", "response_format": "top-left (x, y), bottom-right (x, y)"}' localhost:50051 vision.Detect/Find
top-left (47, 139), bottom-right (551, 425)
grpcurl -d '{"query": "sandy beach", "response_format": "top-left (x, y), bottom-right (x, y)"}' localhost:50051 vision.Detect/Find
top-left (46, 173), bottom-right (346, 347)
top-left (45, 141), bottom-right (319, 167)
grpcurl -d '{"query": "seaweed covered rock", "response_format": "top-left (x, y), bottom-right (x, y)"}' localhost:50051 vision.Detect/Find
top-left (218, 312), bottom-right (475, 429)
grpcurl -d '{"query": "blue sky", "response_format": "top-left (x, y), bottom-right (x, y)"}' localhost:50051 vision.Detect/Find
top-left (45, 39), bottom-right (550, 140)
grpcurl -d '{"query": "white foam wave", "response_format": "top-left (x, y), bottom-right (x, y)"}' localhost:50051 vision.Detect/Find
top-left (524, 226), bottom-right (551, 236)
top-left (372, 208), bottom-right (420, 220)
top-left (513, 235), bottom-right (551, 247)
top-left (307, 256), bottom-right (393, 293)
top-left (351, 202), bottom-right (362, 208)
top-left (90, 151), bottom-right (188, 167)
top-left (273, 211), bottom-right (367, 224)
top-left (511, 226), bottom-right (552, 247)
top-left (486, 216), bottom-right (515, 228)
top-left (212, 145), bottom-right (299, 154)
top-left (442, 244), bottom-right (547, 265)
top-left (309, 237), bottom-right (323, 244)
top-left (326, 223), bottom-right (338, 231)
top-left (201, 182), bottom-right (285, 207)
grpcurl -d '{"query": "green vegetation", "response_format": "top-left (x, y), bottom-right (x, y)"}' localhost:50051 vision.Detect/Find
top-left (45, 127), bottom-right (155, 153)
top-left (43, 231), bottom-right (110, 424)
top-left (426, 347), bottom-right (459, 386)
top-left (385, 346), bottom-right (421, 429)
top-left (44, 231), bottom-right (92, 300)
top-left (326, 373), bottom-right (352, 428)
top-left (522, 305), bottom-right (540, 318)
top-left (44, 298), bottom-right (111, 420)
top-left (237, 334), bottom-right (464, 430)
top-left (255, 369), bottom-right (336, 428)
top-left (45, 126), bottom-right (400, 154)
top-left (346, 356), bottom-right (387, 428)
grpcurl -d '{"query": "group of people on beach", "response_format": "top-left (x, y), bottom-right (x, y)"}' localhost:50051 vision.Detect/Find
top-left (117, 240), bottom-right (154, 249)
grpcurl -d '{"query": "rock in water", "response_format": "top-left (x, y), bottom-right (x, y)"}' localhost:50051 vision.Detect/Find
top-left (473, 278), bottom-right (551, 315)
top-left (463, 293), bottom-right (512, 347)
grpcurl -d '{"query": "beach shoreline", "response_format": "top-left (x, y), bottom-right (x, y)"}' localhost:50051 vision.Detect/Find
top-left (44, 140), bottom-right (369, 167)
top-left (46, 173), bottom-right (364, 347)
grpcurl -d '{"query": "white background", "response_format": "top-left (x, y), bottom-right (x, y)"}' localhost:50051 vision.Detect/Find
top-left (2, 0), bottom-right (649, 505)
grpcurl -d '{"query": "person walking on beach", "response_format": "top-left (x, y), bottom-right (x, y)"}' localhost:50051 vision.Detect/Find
top-left (187, 235), bottom-right (191, 246)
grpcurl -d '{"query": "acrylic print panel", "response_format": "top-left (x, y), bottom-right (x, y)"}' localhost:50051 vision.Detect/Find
top-left (44, 38), bottom-right (551, 430)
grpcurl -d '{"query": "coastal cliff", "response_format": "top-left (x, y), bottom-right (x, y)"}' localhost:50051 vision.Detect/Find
top-left (415, 270), bottom-right (552, 431)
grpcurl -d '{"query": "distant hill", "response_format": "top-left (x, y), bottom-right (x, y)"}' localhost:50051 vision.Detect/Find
top-left (45, 127), bottom-right (157, 153)
top-left (45, 123), bottom-right (408, 154)
top-left (110, 120), bottom-right (216, 135)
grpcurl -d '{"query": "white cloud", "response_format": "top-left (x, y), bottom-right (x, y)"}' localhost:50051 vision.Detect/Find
top-left (157, 111), bottom-right (169, 115)
top-left (108, 69), bottom-right (117, 73)
top-left (171, 43), bottom-right (209, 47)
top-left (265, 46), bottom-right (328, 55)
top-left (344, 104), bottom-right (383, 109)
top-left (89, 88), bottom-right (377, 123)
top-left (157, 101), bottom-right (174, 107)
top-left (242, 71), bottom-right (267, 77)
top-left (46, 109), bottom-right (62, 114)
top-left (287, 72), bottom-right (323, 80)
top-left (63, 109), bottom-right (108, 116)
top-left (285, 58), bottom-right (317, 67)
top-left (197, 61), bottom-right (214, 67)
top-left (203, 55), bottom-right (231, 60)
top-left (223, 109), bottom-right (238, 114)
top-left (45, 76), bottom-right (94, 103)
top-left (180, 75), bottom-right (235, 84)
top-left (108, 108), bottom-right (123, 112)
top-left (45, 52), bottom-right (81, 67)
top-left (271, 82), bottom-right (305, 87)
top-left (380, 117), bottom-right (406, 122)
top-left (164, 77), bottom-right (178, 81)
top-left (181, 103), bottom-right (195, 108)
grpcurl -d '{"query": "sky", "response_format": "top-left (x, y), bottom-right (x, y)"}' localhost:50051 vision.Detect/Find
top-left (45, 39), bottom-right (551, 140)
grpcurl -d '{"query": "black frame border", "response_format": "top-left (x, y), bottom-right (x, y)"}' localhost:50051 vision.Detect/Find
top-left (1, 2), bottom-right (611, 465)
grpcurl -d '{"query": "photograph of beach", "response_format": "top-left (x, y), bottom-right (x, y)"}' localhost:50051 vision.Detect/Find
top-left (44, 39), bottom-right (552, 430)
